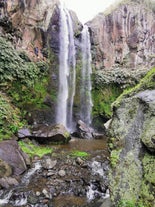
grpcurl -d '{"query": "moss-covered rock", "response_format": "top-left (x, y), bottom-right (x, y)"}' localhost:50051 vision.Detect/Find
top-left (109, 67), bottom-right (155, 207)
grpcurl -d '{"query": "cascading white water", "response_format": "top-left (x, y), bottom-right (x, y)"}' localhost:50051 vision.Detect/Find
top-left (80, 25), bottom-right (93, 126)
top-left (56, 2), bottom-right (76, 130)
top-left (0, 161), bottom-right (41, 206)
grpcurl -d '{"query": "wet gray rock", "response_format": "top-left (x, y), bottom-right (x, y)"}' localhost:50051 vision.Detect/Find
top-left (58, 169), bottom-right (66, 177)
top-left (76, 120), bottom-right (94, 139)
top-left (31, 124), bottom-right (71, 144)
top-left (0, 177), bottom-right (19, 189)
top-left (18, 124), bottom-right (71, 144)
top-left (18, 128), bottom-right (31, 138)
top-left (0, 140), bottom-right (30, 176)
top-left (42, 158), bottom-right (57, 170)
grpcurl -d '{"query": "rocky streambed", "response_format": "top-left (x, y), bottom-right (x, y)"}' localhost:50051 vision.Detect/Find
top-left (0, 138), bottom-right (110, 207)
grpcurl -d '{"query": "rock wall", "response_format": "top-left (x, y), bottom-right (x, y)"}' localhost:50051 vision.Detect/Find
top-left (0, 0), bottom-right (60, 60)
top-left (87, 0), bottom-right (155, 71)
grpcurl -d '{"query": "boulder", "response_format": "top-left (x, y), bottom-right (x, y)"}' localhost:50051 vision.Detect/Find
top-left (75, 120), bottom-right (94, 139)
top-left (31, 124), bottom-right (71, 144)
top-left (0, 140), bottom-right (30, 176)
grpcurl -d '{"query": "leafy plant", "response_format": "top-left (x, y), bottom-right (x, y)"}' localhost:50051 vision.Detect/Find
top-left (0, 93), bottom-right (24, 140)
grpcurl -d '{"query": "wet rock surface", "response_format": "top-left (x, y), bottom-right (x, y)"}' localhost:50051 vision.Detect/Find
top-left (18, 124), bottom-right (71, 144)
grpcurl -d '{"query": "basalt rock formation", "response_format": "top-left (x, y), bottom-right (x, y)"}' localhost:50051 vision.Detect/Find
top-left (88, 0), bottom-right (155, 71)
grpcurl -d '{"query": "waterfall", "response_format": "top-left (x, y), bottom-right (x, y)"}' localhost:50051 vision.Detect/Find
top-left (80, 25), bottom-right (93, 126)
top-left (56, 2), bottom-right (76, 130)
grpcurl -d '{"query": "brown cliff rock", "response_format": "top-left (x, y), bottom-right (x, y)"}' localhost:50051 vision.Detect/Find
top-left (87, 0), bottom-right (155, 71)
top-left (0, 0), bottom-right (60, 60)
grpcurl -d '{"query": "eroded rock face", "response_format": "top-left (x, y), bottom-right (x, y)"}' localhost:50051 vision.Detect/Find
top-left (87, 1), bottom-right (155, 71)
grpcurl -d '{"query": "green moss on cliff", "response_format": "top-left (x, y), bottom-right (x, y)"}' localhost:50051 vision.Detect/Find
top-left (113, 67), bottom-right (155, 108)
top-left (139, 153), bottom-right (155, 207)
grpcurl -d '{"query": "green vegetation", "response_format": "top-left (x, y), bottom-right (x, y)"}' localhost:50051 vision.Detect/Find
top-left (117, 200), bottom-right (145, 207)
top-left (0, 37), bottom-right (39, 86)
top-left (18, 140), bottom-right (53, 158)
top-left (0, 93), bottom-right (24, 140)
top-left (92, 84), bottom-right (122, 120)
top-left (113, 67), bottom-right (155, 108)
top-left (0, 37), bottom-right (50, 138)
top-left (110, 149), bottom-right (121, 168)
top-left (139, 153), bottom-right (155, 207)
top-left (70, 150), bottom-right (89, 158)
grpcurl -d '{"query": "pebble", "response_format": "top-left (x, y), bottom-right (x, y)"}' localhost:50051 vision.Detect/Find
top-left (58, 169), bottom-right (66, 177)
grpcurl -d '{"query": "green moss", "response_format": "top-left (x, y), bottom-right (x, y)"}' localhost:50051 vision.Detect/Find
top-left (92, 84), bottom-right (122, 120)
top-left (70, 150), bottom-right (89, 158)
top-left (113, 67), bottom-right (155, 108)
top-left (18, 140), bottom-right (53, 158)
top-left (142, 154), bottom-right (155, 184)
top-left (117, 200), bottom-right (145, 207)
top-left (110, 149), bottom-right (121, 168)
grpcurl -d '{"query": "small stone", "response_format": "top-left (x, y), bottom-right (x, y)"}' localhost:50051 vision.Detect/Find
top-left (58, 169), bottom-right (66, 177)
top-left (36, 191), bottom-right (41, 196)
top-left (42, 189), bottom-right (51, 199)
top-left (76, 157), bottom-right (84, 166)
top-left (42, 158), bottom-right (57, 170)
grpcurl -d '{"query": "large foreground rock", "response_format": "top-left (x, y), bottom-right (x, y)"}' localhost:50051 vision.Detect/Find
top-left (0, 140), bottom-right (30, 176)
top-left (109, 89), bottom-right (155, 206)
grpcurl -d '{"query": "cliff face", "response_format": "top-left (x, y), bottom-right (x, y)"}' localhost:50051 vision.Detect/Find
top-left (0, 0), bottom-right (60, 59)
top-left (87, 0), bottom-right (155, 71)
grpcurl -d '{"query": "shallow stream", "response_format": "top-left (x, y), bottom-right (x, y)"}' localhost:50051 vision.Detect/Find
top-left (0, 137), bottom-right (110, 207)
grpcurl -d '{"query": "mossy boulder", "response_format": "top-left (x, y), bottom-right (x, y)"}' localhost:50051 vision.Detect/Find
top-left (108, 67), bottom-right (155, 206)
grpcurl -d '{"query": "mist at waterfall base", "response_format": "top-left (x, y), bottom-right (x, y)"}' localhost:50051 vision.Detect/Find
top-left (56, 2), bottom-right (93, 131)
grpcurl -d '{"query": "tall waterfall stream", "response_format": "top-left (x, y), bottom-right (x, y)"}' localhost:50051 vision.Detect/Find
top-left (56, 2), bottom-right (76, 130)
